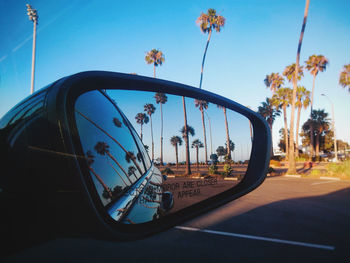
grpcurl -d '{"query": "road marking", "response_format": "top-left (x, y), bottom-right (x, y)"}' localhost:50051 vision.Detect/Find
top-left (311, 181), bottom-right (337, 186)
top-left (175, 226), bottom-right (335, 251)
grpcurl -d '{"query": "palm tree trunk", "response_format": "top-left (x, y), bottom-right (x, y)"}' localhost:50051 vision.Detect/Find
top-left (175, 144), bottom-right (179, 170)
top-left (283, 105), bottom-right (289, 160)
top-left (160, 103), bottom-right (164, 165)
top-left (150, 115), bottom-right (154, 161)
top-left (106, 152), bottom-right (130, 181)
top-left (223, 107), bottom-right (231, 159)
top-left (309, 74), bottom-right (316, 160)
top-left (153, 64), bottom-right (156, 78)
top-left (106, 160), bottom-right (131, 185)
top-left (315, 132), bottom-right (320, 157)
top-left (295, 105), bottom-right (302, 157)
top-left (140, 123), bottom-right (143, 142)
top-left (287, 0), bottom-right (309, 175)
top-left (269, 121), bottom-right (274, 156)
top-left (200, 109), bottom-right (208, 164)
top-left (182, 96), bottom-right (191, 175)
top-left (196, 148), bottom-right (199, 171)
top-left (199, 30), bottom-right (212, 89)
top-left (88, 166), bottom-right (112, 198)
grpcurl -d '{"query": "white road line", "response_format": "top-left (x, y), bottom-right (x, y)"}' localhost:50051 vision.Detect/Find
top-left (311, 181), bottom-right (337, 186)
top-left (175, 226), bottom-right (335, 251)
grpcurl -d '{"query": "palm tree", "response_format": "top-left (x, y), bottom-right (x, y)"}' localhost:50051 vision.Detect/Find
top-left (339, 64), bottom-right (350, 92)
top-left (225, 140), bottom-right (235, 158)
top-left (144, 103), bottom-right (156, 161)
top-left (258, 98), bottom-right (281, 155)
top-left (287, 0), bottom-right (310, 175)
top-left (145, 49), bottom-right (165, 78)
top-left (295, 86), bottom-right (310, 156)
top-left (194, 99), bottom-right (209, 164)
top-left (196, 8), bottom-right (225, 89)
top-left (180, 125), bottom-right (195, 174)
top-left (94, 142), bottom-right (131, 184)
top-left (170, 136), bottom-right (183, 169)
top-left (283, 63), bottom-right (304, 84)
top-left (217, 105), bottom-right (231, 159)
top-left (135, 113), bottom-right (149, 141)
top-left (272, 87), bottom-right (292, 159)
top-left (192, 139), bottom-right (204, 170)
top-left (264, 73), bottom-right (284, 95)
top-left (305, 55), bottom-right (329, 110)
top-left (154, 93), bottom-right (168, 166)
top-left (302, 109), bottom-right (330, 157)
top-left (86, 150), bottom-right (113, 198)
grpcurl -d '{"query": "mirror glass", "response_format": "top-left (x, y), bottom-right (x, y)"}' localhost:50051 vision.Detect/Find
top-left (74, 89), bottom-right (253, 224)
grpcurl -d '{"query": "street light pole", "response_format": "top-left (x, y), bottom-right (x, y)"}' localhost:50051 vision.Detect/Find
top-left (204, 111), bottom-right (213, 155)
top-left (26, 4), bottom-right (38, 94)
top-left (321, 94), bottom-right (338, 162)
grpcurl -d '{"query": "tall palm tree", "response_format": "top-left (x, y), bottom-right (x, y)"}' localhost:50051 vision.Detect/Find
top-left (86, 150), bottom-right (113, 198)
top-left (295, 86), bottom-right (310, 156)
top-left (283, 63), bottom-right (304, 84)
top-left (154, 93), bottom-right (168, 166)
top-left (94, 142), bottom-right (130, 183)
top-left (170, 136), bottom-right (183, 169)
top-left (144, 103), bottom-right (156, 161)
top-left (339, 64), bottom-right (350, 92)
top-left (180, 125), bottom-right (195, 174)
top-left (196, 8), bottom-right (225, 89)
top-left (264, 72), bottom-right (284, 95)
top-left (145, 49), bottom-right (165, 78)
top-left (272, 88), bottom-right (292, 159)
top-left (192, 139), bottom-right (204, 170)
top-left (287, 0), bottom-right (310, 175)
top-left (135, 113), bottom-right (149, 141)
top-left (305, 55), bottom-right (329, 110)
top-left (217, 105), bottom-right (231, 159)
top-left (258, 98), bottom-right (281, 155)
top-left (194, 99), bottom-right (209, 164)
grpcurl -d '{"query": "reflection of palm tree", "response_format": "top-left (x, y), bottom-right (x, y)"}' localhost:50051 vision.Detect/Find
top-left (86, 150), bottom-right (112, 198)
top-left (295, 86), bottom-right (310, 156)
top-left (94, 141), bottom-right (130, 181)
top-left (196, 8), bottom-right (225, 90)
top-left (272, 88), bottom-right (292, 159)
top-left (194, 99), bottom-right (209, 164)
top-left (181, 125), bottom-right (195, 174)
top-left (170, 136), bottom-right (183, 169)
top-left (76, 110), bottom-right (143, 175)
top-left (144, 103), bottom-right (156, 161)
top-left (128, 166), bottom-right (138, 180)
top-left (155, 93), bottom-right (168, 165)
top-left (258, 98), bottom-right (281, 155)
top-left (145, 49), bottom-right (165, 78)
top-left (225, 140), bottom-right (235, 158)
top-left (217, 105), bottom-right (231, 159)
top-left (135, 113), bottom-right (149, 142)
top-left (192, 139), bottom-right (204, 170)
top-left (113, 117), bottom-right (122, 128)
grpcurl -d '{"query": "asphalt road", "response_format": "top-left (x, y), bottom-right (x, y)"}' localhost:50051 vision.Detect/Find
top-left (4, 176), bottom-right (350, 262)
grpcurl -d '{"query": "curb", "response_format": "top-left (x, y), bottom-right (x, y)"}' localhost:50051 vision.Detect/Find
top-left (320, 176), bottom-right (340, 181)
top-left (224, 177), bottom-right (238, 181)
top-left (284, 174), bottom-right (301, 178)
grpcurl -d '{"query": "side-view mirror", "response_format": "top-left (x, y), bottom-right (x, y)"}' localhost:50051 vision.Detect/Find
top-left (0, 71), bottom-right (271, 252)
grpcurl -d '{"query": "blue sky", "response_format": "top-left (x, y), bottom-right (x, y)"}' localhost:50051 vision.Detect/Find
top-left (1, 0), bottom-right (349, 148)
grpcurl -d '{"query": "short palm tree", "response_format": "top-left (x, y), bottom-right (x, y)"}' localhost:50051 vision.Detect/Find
top-left (257, 98), bottom-right (281, 152)
top-left (217, 105), bottom-right (231, 159)
top-left (155, 93), bottom-right (168, 165)
top-left (180, 125), bottom-right (195, 174)
top-left (264, 73), bottom-right (284, 95)
top-left (192, 139), bottom-right (204, 170)
top-left (170, 136), bottom-right (183, 169)
top-left (194, 99), bottom-right (209, 164)
top-left (144, 103), bottom-right (156, 161)
top-left (339, 64), bottom-right (350, 92)
top-left (272, 88), bottom-right (292, 159)
top-left (196, 8), bottom-right (225, 89)
top-left (145, 49), bottom-right (165, 78)
top-left (295, 86), bottom-right (310, 156)
top-left (135, 113), bottom-right (149, 141)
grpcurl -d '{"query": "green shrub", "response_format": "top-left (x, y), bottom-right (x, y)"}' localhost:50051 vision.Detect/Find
top-left (270, 160), bottom-right (282, 167)
top-left (327, 160), bottom-right (350, 178)
top-left (209, 164), bottom-right (219, 175)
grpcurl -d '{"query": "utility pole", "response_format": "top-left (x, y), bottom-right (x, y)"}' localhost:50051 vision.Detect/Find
top-left (322, 94), bottom-right (338, 162)
top-left (26, 4), bottom-right (38, 94)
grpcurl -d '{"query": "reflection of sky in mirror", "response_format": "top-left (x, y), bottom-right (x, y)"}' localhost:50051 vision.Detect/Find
top-left (108, 90), bottom-right (252, 163)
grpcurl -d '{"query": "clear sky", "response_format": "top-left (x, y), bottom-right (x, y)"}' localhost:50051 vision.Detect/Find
top-left (1, 0), bottom-right (349, 148)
